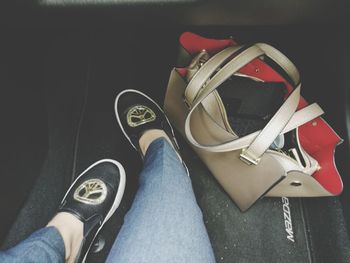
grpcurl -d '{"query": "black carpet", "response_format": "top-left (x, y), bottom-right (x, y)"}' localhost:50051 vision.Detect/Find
top-left (0, 31), bottom-right (48, 243)
top-left (1, 31), bottom-right (91, 248)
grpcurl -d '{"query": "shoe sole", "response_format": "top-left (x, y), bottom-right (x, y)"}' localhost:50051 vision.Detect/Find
top-left (60, 159), bottom-right (126, 263)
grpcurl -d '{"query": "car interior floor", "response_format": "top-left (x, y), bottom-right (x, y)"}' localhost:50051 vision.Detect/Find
top-left (1, 26), bottom-right (350, 263)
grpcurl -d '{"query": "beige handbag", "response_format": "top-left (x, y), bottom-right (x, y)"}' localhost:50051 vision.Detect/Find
top-left (164, 32), bottom-right (343, 211)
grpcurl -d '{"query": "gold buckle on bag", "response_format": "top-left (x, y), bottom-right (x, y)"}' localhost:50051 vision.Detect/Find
top-left (240, 149), bottom-right (260, 165)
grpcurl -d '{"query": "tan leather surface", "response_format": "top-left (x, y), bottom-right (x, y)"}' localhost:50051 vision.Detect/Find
top-left (201, 90), bottom-right (236, 134)
top-left (266, 170), bottom-right (332, 197)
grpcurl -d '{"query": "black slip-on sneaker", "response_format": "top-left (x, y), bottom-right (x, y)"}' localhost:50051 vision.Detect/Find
top-left (58, 159), bottom-right (126, 263)
top-left (114, 89), bottom-right (181, 157)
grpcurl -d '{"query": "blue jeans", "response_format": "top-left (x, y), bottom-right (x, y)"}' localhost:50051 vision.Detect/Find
top-left (0, 138), bottom-right (215, 263)
top-left (0, 227), bottom-right (65, 263)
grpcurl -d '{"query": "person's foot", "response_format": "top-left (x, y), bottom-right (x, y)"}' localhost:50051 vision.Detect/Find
top-left (55, 159), bottom-right (126, 263)
top-left (114, 89), bottom-right (181, 156)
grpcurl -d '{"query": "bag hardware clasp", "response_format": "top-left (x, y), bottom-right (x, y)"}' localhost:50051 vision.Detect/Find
top-left (240, 149), bottom-right (261, 165)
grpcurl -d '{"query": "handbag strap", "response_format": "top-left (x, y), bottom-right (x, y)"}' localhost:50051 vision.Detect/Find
top-left (184, 45), bottom-right (245, 105)
top-left (185, 43), bottom-right (300, 106)
top-left (255, 43), bottom-right (300, 86)
top-left (183, 44), bottom-right (323, 165)
top-left (239, 85), bottom-right (300, 164)
top-left (185, 101), bottom-right (323, 152)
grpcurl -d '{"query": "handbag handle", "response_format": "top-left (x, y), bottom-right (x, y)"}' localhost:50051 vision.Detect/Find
top-left (255, 43), bottom-right (300, 86)
top-left (184, 45), bottom-right (245, 105)
top-left (183, 45), bottom-right (323, 165)
top-left (185, 43), bottom-right (300, 106)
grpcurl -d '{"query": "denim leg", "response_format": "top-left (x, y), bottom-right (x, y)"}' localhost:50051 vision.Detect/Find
top-left (0, 226), bottom-right (65, 263)
top-left (106, 138), bottom-right (215, 263)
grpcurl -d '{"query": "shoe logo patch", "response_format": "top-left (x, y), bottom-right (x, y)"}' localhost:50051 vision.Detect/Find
top-left (73, 179), bottom-right (107, 205)
top-left (127, 105), bottom-right (156, 127)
